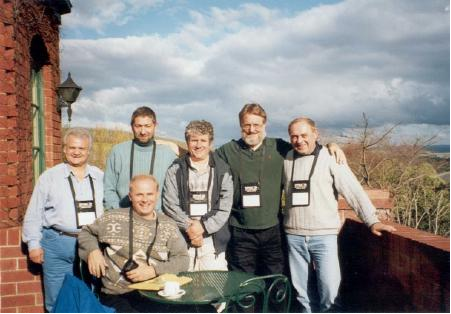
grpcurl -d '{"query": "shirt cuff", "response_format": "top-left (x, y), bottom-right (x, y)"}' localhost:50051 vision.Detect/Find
top-left (27, 240), bottom-right (41, 251)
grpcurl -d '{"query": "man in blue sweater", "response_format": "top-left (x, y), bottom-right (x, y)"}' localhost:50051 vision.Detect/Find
top-left (104, 106), bottom-right (178, 211)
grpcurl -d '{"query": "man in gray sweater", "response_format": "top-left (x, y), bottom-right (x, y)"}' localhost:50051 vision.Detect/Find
top-left (162, 120), bottom-right (233, 271)
top-left (79, 175), bottom-right (189, 312)
top-left (283, 117), bottom-right (396, 313)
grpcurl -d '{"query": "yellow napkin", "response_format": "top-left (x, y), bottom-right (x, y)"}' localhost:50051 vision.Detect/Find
top-left (128, 273), bottom-right (192, 291)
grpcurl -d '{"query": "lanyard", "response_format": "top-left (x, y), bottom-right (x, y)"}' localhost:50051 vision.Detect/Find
top-left (290, 145), bottom-right (322, 183)
top-left (129, 140), bottom-right (157, 181)
top-left (127, 208), bottom-right (159, 261)
top-left (238, 143), bottom-right (266, 185)
top-left (67, 174), bottom-right (96, 214)
top-left (188, 164), bottom-right (213, 209)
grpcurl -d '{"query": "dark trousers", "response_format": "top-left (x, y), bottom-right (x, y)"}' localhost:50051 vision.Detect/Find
top-left (227, 224), bottom-right (285, 275)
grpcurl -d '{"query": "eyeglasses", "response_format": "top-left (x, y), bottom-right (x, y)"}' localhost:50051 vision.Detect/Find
top-left (241, 123), bottom-right (264, 131)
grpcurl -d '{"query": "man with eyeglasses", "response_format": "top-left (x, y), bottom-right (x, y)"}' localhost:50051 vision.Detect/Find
top-left (216, 103), bottom-right (345, 275)
top-left (103, 106), bottom-right (179, 211)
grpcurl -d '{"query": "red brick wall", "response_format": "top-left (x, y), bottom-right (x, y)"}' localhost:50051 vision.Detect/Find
top-left (0, 0), bottom-right (62, 227)
top-left (339, 211), bottom-right (450, 312)
top-left (0, 227), bottom-right (44, 313)
top-left (1, 0), bottom-right (64, 312)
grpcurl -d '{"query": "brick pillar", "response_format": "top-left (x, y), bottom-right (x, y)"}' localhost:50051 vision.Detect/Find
top-left (0, 227), bottom-right (44, 313)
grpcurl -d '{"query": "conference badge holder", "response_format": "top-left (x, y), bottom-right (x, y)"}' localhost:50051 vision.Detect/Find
top-left (189, 191), bottom-right (208, 216)
top-left (241, 183), bottom-right (261, 208)
top-left (75, 200), bottom-right (96, 228)
top-left (291, 180), bottom-right (310, 206)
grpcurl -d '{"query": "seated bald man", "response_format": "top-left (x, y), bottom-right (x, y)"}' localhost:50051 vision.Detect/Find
top-left (78, 175), bottom-right (189, 313)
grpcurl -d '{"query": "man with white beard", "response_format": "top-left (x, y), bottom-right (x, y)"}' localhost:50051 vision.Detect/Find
top-left (216, 103), bottom-right (344, 275)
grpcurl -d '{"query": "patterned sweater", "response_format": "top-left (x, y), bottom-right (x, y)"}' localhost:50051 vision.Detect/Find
top-left (78, 208), bottom-right (189, 295)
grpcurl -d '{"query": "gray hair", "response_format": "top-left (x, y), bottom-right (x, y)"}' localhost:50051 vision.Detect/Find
top-left (184, 120), bottom-right (214, 142)
top-left (63, 127), bottom-right (93, 150)
top-left (288, 117), bottom-right (317, 134)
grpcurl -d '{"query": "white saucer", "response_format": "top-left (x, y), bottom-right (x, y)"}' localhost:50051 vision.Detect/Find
top-left (158, 289), bottom-right (186, 299)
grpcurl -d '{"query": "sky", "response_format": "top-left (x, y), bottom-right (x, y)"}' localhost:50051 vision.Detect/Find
top-left (60, 0), bottom-right (450, 146)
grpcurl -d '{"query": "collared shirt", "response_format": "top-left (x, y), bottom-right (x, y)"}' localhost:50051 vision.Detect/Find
top-left (188, 159), bottom-right (215, 254)
top-left (22, 163), bottom-right (104, 250)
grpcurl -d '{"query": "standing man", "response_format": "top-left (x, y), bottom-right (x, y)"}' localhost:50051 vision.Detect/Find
top-left (216, 103), bottom-right (345, 276)
top-left (163, 120), bottom-right (233, 271)
top-left (22, 128), bottom-right (104, 312)
top-left (283, 117), bottom-right (396, 312)
top-left (79, 175), bottom-right (189, 313)
top-left (103, 106), bottom-right (178, 211)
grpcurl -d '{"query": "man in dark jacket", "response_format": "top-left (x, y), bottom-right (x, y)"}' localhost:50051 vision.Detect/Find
top-left (162, 120), bottom-right (233, 271)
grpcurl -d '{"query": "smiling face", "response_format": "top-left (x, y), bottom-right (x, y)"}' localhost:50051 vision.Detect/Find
top-left (132, 115), bottom-right (156, 144)
top-left (289, 121), bottom-right (318, 155)
top-left (129, 176), bottom-right (159, 220)
top-left (187, 132), bottom-right (211, 162)
top-left (240, 113), bottom-right (266, 148)
top-left (63, 135), bottom-right (90, 167)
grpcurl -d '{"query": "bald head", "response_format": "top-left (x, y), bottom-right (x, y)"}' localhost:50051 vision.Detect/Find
top-left (129, 175), bottom-right (159, 220)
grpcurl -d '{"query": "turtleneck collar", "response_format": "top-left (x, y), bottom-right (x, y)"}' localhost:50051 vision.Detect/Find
top-left (133, 138), bottom-right (155, 147)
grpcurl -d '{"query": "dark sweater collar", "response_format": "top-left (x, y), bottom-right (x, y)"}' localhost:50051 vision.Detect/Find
top-left (133, 138), bottom-right (155, 147)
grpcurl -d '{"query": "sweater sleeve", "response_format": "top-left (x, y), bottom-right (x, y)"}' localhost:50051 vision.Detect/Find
top-left (162, 164), bottom-right (191, 231)
top-left (152, 225), bottom-right (189, 275)
top-left (330, 157), bottom-right (380, 227)
top-left (78, 218), bottom-right (102, 262)
top-left (202, 171), bottom-right (233, 235)
top-left (103, 148), bottom-right (121, 210)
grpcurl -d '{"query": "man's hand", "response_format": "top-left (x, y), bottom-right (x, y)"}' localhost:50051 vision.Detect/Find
top-left (29, 248), bottom-right (44, 264)
top-left (186, 220), bottom-right (205, 241)
top-left (190, 236), bottom-right (204, 248)
top-left (88, 249), bottom-right (108, 278)
top-left (327, 143), bottom-right (347, 165)
top-left (370, 222), bottom-right (397, 236)
top-left (126, 261), bottom-right (156, 282)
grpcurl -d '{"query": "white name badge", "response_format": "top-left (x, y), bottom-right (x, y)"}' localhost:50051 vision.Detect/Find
top-left (190, 203), bottom-right (208, 216)
top-left (77, 211), bottom-right (96, 226)
top-left (292, 192), bottom-right (309, 206)
top-left (242, 194), bottom-right (261, 208)
top-left (291, 180), bottom-right (310, 207)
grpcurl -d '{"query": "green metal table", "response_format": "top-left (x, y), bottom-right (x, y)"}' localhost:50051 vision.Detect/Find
top-left (139, 270), bottom-right (264, 307)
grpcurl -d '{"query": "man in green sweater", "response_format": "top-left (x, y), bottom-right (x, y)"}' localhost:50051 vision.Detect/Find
top-left (104, 107), bottom-right (178, 211)
top-left (79, 175), bottom-right (189, 312)
top-left (216, 103), bottom-right (344, 275)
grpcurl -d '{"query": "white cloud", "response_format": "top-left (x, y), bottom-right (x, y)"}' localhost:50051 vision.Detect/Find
top-left (61, 0), bottom-right (450, 145)
top-left (63, 0), bottom-right (164, 33)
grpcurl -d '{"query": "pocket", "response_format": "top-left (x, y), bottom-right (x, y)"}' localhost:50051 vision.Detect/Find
top-left (42, 229), bottom-right (58, 242)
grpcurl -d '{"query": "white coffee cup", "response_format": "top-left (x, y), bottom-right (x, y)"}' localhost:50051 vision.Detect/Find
top-left (163, 281), bottom-right (180, 296)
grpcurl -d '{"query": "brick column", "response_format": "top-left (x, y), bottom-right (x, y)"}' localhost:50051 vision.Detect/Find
top-left (0, 227), bottom-right (44, 313)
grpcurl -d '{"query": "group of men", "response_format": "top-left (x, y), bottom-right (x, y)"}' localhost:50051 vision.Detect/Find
top-left (22, 104), bottom-right (395, 313)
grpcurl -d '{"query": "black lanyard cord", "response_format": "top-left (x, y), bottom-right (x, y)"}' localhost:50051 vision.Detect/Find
top-left (188, 163), bottom-right (213, 210)
top-left (129, 140), bottom-right (157, 181)
top-left (67, 174), bottom-right (96, 217)
top-left (128, 207), bottom-right (159, 261)
top-left (290, 145), bottom-right (321, 182)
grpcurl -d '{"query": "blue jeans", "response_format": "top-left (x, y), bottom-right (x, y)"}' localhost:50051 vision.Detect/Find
top-left (41, 228), bottom-right (77, 312)
top-left (286, 234), bottom-right (341, 312)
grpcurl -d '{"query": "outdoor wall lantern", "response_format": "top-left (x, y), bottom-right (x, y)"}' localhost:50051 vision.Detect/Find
top-left (57, 72), bottom-right (82, 122)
